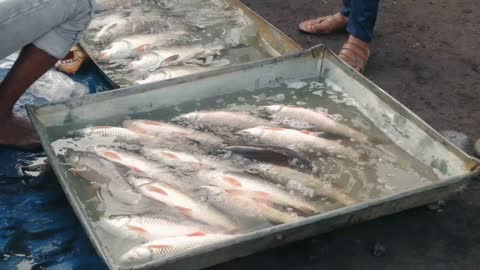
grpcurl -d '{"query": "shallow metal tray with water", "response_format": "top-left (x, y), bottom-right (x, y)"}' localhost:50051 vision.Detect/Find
top-left (80, 0), bottom-right (302, 88)
top-left (27, 45), bottom-right (480, 270)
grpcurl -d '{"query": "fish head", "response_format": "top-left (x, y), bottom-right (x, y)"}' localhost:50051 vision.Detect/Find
top-left (127, 53), bottom-right (160, 70)
top-left (68, 127), bottom-right (95, 137)
top-left (134, 71), bottom-right (169, 85)
top-left (257, 105), bottom-right (282, 116)
top-left (98, 41), bottom-right (131, 60)
top-left (235, 127), bottom-right (263, 141)
top-left (121, 246), bottom-right (153, 263)
top-left (64, 150), bottom-right (83, 167)
top-left (171, 112), bottom-right (200, 124)
top-left (245, 163), bottom-right (271, 174)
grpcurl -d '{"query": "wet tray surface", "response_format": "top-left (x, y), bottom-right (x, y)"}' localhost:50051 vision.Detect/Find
top-left (28, 45), bottom-right (480, 270)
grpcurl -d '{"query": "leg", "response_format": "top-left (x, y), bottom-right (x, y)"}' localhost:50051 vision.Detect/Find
top-left (298, 0), bottom-right (349, 34)
top-left (339, 0), bottom-right (379, 73)
top-left (0, 0), bottom-right (94, 151)
top-left (341, 0), bottom-right (352, 17)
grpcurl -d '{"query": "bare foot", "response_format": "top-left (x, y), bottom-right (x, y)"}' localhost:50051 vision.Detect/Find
top-left (0, 115), bottom-right (43, 151)
top-left (299, 12), bottom-right (348, 34)
top-left (338, 35), bottom-right (370, 74)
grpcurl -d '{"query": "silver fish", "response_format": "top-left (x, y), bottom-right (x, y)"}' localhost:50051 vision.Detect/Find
top-left (196, 170), bottom-right (318, 213)
top-left (120, 234), bottom-right (232, 265)
top-left (94, 17), bottom-right (165, 43)
top-left (128, 45), bottom-right (223, 71)
top-left (123, 119), bottom-right (224, 149)
top-left (225, 145), bottom-right (313, 170)
top-left (98, 32), bottom-right (186, 61)
top-left (98, 215), bottom-right (212, 241)
top-left (64, 151), bottom-right (143, 205)
top-left (95, 0), bottom-right (142, 11)
top-left (246, 163), bottom-right (357, 205)
top-left (90, 147), bottom-right (165, 174)
top-left (133, 66), bottom-right (216, 84)
top-left (259, 105), bottom-right (368, 142)
top-left (88, 11), bottom-right (130, 30)
top-left (172, 111), bottom-right (274, 134)
top-left (125, 174), bottom-right (237, 231)
top-left (200, 186), bottom-right (302, 225)
top-left (237, 127), bottom-right (361, 161)
top-left (69, 126), bottom-right (154, 145)
top-left (140, 148), bottom-right (221, 171)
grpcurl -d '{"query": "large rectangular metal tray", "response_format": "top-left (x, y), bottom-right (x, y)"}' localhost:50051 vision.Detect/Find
top-left (28, 45), bottom-right (480, 270)
top-left (80, 0), bottom-right (302, 88)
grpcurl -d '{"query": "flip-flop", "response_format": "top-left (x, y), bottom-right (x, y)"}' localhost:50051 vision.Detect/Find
top-left (299, 13), bottom-right (348, 34)
top-left (338, 41), bottom-right (370, 74)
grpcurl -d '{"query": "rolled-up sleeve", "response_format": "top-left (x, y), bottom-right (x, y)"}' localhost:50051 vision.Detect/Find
top-left (33, 0), bottom-right (95, 59)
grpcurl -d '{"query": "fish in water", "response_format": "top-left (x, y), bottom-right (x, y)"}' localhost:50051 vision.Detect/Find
top-left (88, 11), bottom-right (130, 30)
top-left (123, 120), bottom-right (224, 149)
top-left (120, 234), bottom-right (232, 265)
top-left (97, 32), bottom-right (186, 61)
top-left (98, 215), bottom-right (213, 241)
top-left (63, 151), bottom-right (143, 205)
top-left (246, 163), bottom-right (357, 205)
top-left (69, 126), bottom-right (156, 145)
top-left (196, 170), bottom-right (318, 213)
top-left (199, 186), bottom-right (302, 225)
top-left (127, 45), bottom-right (223, 71)
top-left (140, 148), bottom-right (221, 171)
top-left (95, 0), bottom-right (143, 11)
top-left (172, 111), bottom-right (274, 135)
top-left (133, 66), bottom-right (216, 84)
top-left (258, 105), bottom-right (368, 142)
top-left (125, 174), bottom-right (238, 231)
top-left (225, 145), bottom-right (313, 170)
top-left (93, 15), bottom-right (168, 44)
top-left (90, 147), bottom-right (166, 175)
top-left (237, 127), bottom-right (361, 161)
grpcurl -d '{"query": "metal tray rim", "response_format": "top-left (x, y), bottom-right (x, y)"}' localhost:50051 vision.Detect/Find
top-left (26, 44), bottom-right (480, 270)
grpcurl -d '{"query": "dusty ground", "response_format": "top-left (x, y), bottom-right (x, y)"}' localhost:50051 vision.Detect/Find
top-left (210, 0), bottom-right (480, 269)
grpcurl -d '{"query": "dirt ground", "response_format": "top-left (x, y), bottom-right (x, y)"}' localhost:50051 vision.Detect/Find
top-left (210, 0), bottom-right (480, 269)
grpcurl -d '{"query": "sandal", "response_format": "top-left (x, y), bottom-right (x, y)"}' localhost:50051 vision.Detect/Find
top-left (299, 12), bottom-right (348, 34)
top-left (338, 41), bottom-right (370, 74)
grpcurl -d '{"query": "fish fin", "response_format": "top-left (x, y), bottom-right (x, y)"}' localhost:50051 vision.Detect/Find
top-left (176, 206), bottom-right (193, 218)
top-left (161, 55), bottom-right (180, 66)
top-left (134, 44), bottom-right (154, 54)
top-left (223, 176), bottom-right (242, 187)
top-left (102, 151), bottom-right (122, 161)
top-left (147, 244), bottom-right (171, 250)
top-left (126, 225), bottom-right (148, 235)
top-left (187, 232), bottom-right (207, 237)
top-left (224, 189), bottom-right (244, 196)
top-left (146, 186), bottom-right (169, 196)
top-left (129, 166), bottom-right (145, 174)
top-left (142, 120), bottom-right (163, 126)
top-left (254, 191), bottom-right (273, 204)
top-left (161, 152), bottom-right (178, 159)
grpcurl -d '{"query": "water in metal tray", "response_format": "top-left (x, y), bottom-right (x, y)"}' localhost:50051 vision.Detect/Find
top-left (49, 78), bottom-right (440, 267)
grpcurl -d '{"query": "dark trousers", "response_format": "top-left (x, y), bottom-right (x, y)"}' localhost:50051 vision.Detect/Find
top-left (340, 0), bottom-right (379, 43)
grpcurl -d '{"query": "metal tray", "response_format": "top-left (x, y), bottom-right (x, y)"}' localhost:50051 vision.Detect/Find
top-left (27, 45), bottom-right (480, 270)
top-left (79, 0), bottom-right (302, 88)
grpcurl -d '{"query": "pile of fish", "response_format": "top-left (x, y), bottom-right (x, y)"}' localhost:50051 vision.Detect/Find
top-left (56, 105), bottom-right (369, 266)
top-left (85, 0), bottom-right (255, 86)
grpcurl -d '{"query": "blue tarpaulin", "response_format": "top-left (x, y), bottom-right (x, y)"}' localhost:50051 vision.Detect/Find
top-left (0, 61), bottom-right (112, 270)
